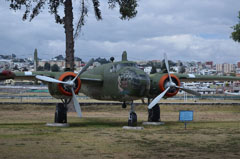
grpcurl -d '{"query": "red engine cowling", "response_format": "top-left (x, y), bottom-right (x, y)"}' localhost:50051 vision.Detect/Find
top-left (57, 72), bottom-right (81, 96)
top-left (48, 72), bottom-right (81, 99)
top-left (158, 74), bottom-right (181, 98)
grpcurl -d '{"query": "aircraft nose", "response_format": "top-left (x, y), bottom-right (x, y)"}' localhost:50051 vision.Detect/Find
top-left (118, 68), bottom-right (150, 97)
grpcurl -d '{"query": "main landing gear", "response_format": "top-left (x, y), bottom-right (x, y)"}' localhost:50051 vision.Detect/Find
top-left (54, 99), bottom-right (71, 123)
top-left (122, 101), bottom-right (127, 108)
top-left (46, 99), bottom-right (70, 127)
top-left (147, 98), bottom-right (161, 122)
top-left (148, 104), bottom-right (160, 122)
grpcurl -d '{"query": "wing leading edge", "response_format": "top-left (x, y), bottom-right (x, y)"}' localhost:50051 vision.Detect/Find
top-left (174, 73), bottom-right (240, 82)
top-left (13, 71), bottom-right (103, 85)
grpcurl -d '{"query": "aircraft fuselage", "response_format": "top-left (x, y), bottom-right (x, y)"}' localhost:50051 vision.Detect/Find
top-left (80, 61), bottom-right (150, 101)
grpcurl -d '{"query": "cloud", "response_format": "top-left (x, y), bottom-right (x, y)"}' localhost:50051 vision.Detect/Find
top-left (1, 0), bottom-right (240, 64)
top-left (75, 34), bottom-right (240, 63)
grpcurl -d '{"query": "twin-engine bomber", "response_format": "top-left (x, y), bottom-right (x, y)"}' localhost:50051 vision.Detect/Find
top-left (1, 53), bottom-right (240, 126)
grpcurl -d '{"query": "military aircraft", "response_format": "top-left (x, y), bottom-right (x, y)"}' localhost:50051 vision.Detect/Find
top-left (2, 52), bottom-right (240, 126)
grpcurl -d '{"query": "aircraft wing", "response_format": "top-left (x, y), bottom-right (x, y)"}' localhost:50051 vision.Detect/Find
top-left (13, 71), bottom-right (60, 81)
top-left (80, 73), bottom-right (103, 85)
top-left (174, 73), bottom-right (240, 82)
top-left (12, 71), bottom-right (103, 85)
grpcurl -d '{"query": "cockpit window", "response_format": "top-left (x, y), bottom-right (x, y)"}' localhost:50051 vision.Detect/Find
top-left (116, 63), bottom-right (137, 71)
top-left (110, 63), bottom-right (138, 73)
top-left (110, 65), bottom-right (116, 73)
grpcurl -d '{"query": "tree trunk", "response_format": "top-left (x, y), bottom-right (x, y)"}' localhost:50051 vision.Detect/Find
top-left (64, 0), bottom-right (74, 71)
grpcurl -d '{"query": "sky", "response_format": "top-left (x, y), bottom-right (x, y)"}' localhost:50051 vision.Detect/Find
top-left (0, 0), bottom-right (240, 64)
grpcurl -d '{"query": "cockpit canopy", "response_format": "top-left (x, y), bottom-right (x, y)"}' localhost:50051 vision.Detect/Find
top-left (110, 62), bottom-right (138, 73)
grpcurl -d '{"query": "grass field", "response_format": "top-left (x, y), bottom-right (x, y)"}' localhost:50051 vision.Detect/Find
top-left (0, 104), bottom-right (240, 159)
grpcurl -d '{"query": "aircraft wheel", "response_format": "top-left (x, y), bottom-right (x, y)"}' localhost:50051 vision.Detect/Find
top-left (148, 104), bottom-right (160, 122)
top-left (55, 103), bottom-right (67, 123)
top-left (128, 112), bottom-right (137, 126)
top-left (122, 102), bottom-right (127, 108)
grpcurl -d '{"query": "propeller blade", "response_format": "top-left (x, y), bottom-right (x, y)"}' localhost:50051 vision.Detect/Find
top-left (72, 58), bottom-right (94, 82)
top-left (36, 75), bottom-right (69, 85)
top-left (176, 86), bottom-right (201, 96)
top-left (71, 88), bottom-right (82, 117)
top-left (164, 53), bottom-right (173, 84)
top-left (148, 87), bottom-right (170, 109)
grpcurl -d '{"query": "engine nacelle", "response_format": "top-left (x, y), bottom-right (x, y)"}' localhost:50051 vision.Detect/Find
top-left (158, 74), bottom-right (180, 98)
top-left (149, 73), bottom-right (181, 98)
top-left (48, 72), bottom-right (81, 99)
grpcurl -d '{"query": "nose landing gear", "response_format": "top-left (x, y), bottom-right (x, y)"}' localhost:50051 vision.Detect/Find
top-left (128, 102), bottom-right (137, 126)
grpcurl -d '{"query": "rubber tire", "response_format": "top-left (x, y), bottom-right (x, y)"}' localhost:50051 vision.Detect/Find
top-left (148, 104), bottom-right (160, 122)
top-left (55, 103), bottom-right (67, 123)
top-left (122, 102), bottom-right (127, 108)
top-left (128, 112), bottom-right (137, 126)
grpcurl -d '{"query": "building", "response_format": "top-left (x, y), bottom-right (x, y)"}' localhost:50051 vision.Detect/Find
top-left (205, 61), bottom-right (213, 69)
top-left (237, 62), bottom-right (240, 68)
top-left (236, 68), bottom-right (240, 77)
top-left (216, 63), bottom-right (235, 74)
top-left (223, 63), bottom-right (235, 74)
top-left (216, 64), bottom-right (223, 72)
top-left (38, 60), bottom-right (82, 70)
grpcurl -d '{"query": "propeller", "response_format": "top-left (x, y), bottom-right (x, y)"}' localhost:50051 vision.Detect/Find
top-left (36, 58), bottom-right (94, 117)
top-left (175, 86), bottom-right (201, 96)
top-left (71, 88), bottom-right (82, 117)
top-left (36, 75), bottom-right (70, 85)
top-left (148, 54), bottom-right (200, 109)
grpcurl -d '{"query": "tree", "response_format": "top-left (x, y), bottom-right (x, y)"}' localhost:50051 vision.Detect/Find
top-left (13, 65), bottom-right (19, 71)
top-left (34, 48), bottom-right (38, 71)
top-left (37, 66), bottom-right (44, 71)
top-left (51, 64), bottom-right (60, 72)
top-left (178, 62), bottom-right (186, 73)
top-left (150, 65), bottom-right (157, 74)
top-left (22, 67), bottom-right (29, 71)
top-left (7, 0), bottom-right (138, 71)
top-left (19, 59), bottom-right (25, 63)
top-left (54, 55), bottom-right (65, 60)
top-left (12, 54), bottom-right (16, 59)
top-left (75, 57), bottom-right (82, 62)
top-left (44, 62), bottom-right (51, 71)
top-left (95, 57), bottom-right (110, 64)
top-left (231, 11), bottom-right (240, 42)
top-left (160, 59), bottom-right (176, 73)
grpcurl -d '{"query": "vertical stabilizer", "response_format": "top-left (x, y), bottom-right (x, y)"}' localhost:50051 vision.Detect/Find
top-left (122, 51), bottom-right (128, 61)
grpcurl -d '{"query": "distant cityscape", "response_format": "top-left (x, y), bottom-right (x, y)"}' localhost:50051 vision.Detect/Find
top-left (1, 52), bottom-right (240, 77)
top-left (1, 51), bottom-right (240, 94)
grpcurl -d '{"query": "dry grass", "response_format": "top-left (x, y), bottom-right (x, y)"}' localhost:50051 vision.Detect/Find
top-left (0, 104), bottom-right (240, 159)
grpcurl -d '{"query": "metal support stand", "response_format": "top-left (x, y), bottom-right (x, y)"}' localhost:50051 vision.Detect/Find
top-left (46, 99), bottom-right (70, 127)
